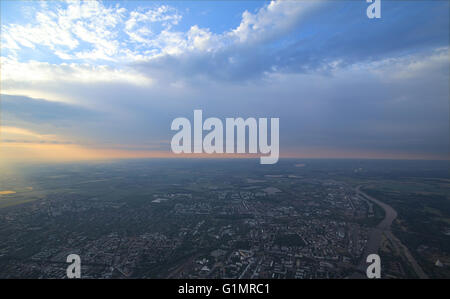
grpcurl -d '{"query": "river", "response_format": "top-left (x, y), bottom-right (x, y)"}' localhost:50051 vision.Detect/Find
top-left (355, 185), bottom-right (428, 279)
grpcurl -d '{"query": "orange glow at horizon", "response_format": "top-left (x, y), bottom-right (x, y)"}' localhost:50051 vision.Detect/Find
top-left (1, 141), bottom-right (448, 165)
top-left (0, 142), bottom-right (265, 164)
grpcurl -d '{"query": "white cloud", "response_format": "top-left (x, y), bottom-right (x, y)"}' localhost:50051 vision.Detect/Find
top-left (125, 5), bottom-right (181, 32)
top-left (187, 25), bottom-right (217, 52)
top-left (1, 57), bottom-right (151, 85)
top-left (374, 47), bottom-right (449, 80)
top-left (228, 0), bottom-right (320, 44)
top-left (0, 56), bottom-right (153, 105)
top-left (2, 10), bottom-right (79, 52)
top-left (1, 0), bottom-right (125, 60)
top-left (145, 0), bottom-right (322, 57)
top-left (1, 1), bottom-right (321, 62)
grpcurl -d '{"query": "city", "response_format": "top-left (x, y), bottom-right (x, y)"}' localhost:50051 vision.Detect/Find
top-left (0, 159), bottom-right (448, 279)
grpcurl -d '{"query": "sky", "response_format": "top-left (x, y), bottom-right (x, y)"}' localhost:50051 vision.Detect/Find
top-left (0, 0), bottom-right (449, 164)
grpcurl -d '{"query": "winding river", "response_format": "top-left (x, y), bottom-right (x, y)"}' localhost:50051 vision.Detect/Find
top-left (355, 185), bottom-right (428, 279)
